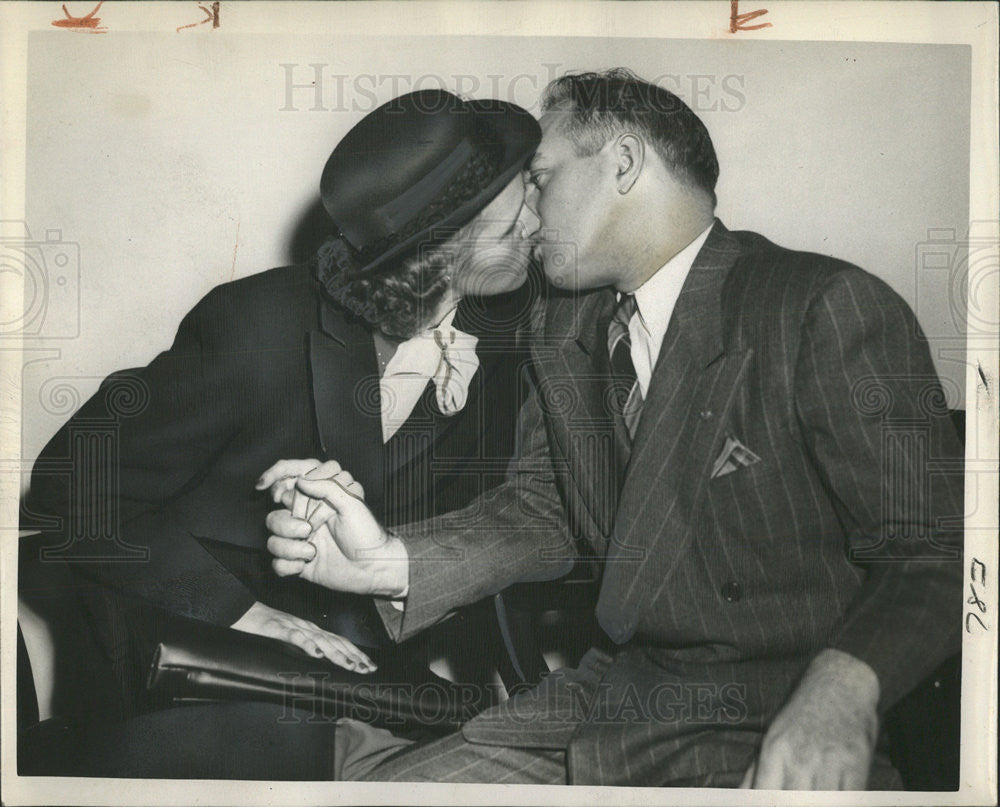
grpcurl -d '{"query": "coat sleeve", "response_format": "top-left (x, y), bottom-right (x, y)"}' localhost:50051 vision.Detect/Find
top-left (793, 267), bottom-right (964, 712)
top-left (376, 367), bottom-right (578, 642)
top-left (24, 287), bottom-right (257, 626)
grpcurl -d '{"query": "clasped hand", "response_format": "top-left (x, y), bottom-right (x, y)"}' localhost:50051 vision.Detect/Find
top-left (257, 459), bottom-right (409, 598)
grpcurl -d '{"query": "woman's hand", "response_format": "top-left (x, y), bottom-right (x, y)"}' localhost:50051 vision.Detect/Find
top-left (231, 601), bottom-right (376, 673)
top-left (256, 458), bottom-right (365, 509)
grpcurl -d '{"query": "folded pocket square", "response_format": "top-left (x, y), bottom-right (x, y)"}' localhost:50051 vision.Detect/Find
top-left (711, 435), bottom-right (762, 479)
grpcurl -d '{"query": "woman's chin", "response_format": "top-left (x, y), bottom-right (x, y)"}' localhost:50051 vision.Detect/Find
top-left (467, 266), bottom-right (530, 297)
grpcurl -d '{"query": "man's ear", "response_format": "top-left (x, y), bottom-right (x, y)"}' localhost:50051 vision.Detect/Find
top-left (615, 133), bottom-right (644, 195)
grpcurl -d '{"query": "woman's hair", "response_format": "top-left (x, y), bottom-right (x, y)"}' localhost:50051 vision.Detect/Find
top-left (315, 216), bottom-right (479, 339)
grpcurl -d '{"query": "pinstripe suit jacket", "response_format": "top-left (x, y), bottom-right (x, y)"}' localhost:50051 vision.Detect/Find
top-left (378, 220), bottom-right (964, 785)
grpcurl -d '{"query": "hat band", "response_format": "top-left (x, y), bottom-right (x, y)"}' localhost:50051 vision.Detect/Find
top-left (341, 144), bottom-right (505, 279)
top-left (362, 139), bottom-right (476, 249)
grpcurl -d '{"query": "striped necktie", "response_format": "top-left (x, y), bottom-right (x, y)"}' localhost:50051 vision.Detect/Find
top-left (607, 293), bottom-right (643, 440)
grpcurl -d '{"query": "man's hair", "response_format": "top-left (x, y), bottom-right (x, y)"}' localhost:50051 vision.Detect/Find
top-left (541, 68), bottom-right (719, 206)
top-left (315, 217), bottom-right (478, 339)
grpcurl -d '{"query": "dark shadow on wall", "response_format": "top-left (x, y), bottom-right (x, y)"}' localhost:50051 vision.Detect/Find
top-left (286, 196), bottom-right (335, 266)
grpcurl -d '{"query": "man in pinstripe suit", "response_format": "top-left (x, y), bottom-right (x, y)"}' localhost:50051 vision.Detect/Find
top-left (265, 69), bottom-right (964, 788)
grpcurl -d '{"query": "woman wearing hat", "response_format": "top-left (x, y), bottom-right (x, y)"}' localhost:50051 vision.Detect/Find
top-left (24, 89), bottom-right (543, 719)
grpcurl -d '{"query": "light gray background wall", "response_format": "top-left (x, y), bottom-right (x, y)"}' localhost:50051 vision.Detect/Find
top-left (20, 34), bottom-right (971, 474)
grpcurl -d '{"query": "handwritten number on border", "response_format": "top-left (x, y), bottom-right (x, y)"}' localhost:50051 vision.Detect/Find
top-left (966, 558), bottom-right (989, 633)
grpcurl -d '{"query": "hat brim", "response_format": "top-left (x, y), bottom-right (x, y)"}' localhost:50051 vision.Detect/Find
top-left (346, 98), bottom-right (541, 278)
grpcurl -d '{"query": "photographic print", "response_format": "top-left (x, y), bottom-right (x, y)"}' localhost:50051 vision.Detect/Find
top-left (2, 2), bottom-right (996, 805)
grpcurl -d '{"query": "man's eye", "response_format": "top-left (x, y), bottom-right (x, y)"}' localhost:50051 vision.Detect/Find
top-left (529, 173), bottom-right (545, 189)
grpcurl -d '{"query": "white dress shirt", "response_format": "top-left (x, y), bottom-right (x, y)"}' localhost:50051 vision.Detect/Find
top-left (628, 223), bottom-right (714, 398)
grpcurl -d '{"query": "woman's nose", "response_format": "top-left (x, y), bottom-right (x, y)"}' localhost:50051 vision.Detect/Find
top-left (518, 201), bottom-right (541, 238)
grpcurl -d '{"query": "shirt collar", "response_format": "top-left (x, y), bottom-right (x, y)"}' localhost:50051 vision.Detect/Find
top-left (383, 306), bottom-right (461, 377)
top-left (378, 304), bottom-right (480, 440)
top-left (630, 222), bottom-right (714, 341)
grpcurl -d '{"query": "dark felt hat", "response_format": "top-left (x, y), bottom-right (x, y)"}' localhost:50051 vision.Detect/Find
top-left (320, 89), bottom-right (541, 278)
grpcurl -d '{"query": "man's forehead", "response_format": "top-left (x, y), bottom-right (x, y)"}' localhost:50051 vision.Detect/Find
top-left (532, 111), bottom-right (574, 166)
top-left (539, 107), bottom-right (573, 133)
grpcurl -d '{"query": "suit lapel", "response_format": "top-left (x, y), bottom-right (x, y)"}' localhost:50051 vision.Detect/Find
top-left (308, 301), bottom-right (386, 508)
top-left (597, 221), bottom-right (754, 643)
top-left (530, 288), bottom-right (620, 548)
top-left (381, 381), bottom-right (437, 479)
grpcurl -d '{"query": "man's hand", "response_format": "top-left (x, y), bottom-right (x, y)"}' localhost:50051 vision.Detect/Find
top-left (266, 474), bottom-right (409, 598)
top-left (741, 648), bottom-right (880, 790)
top-left (231, 601), bottom-right (376, 673)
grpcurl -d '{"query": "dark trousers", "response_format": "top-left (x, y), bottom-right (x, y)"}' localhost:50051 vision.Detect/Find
top-left (20, 702), bottom-right (338, 779)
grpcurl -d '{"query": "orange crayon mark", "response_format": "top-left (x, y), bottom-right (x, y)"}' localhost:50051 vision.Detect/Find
top-left (730, 0), bottom-right (772, 33)
top-left (51, 1), bottom-right (107, 33)
top-left (177, 1), bottom-right (220, 32)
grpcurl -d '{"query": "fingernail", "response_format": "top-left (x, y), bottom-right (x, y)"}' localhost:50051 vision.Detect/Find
top-left (255, 476), bottom-right (266, 488)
